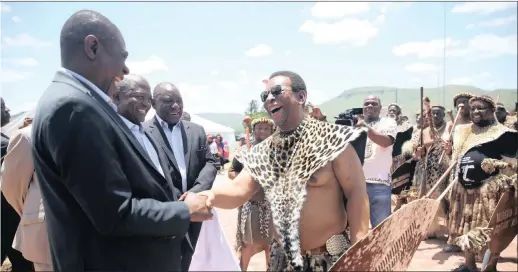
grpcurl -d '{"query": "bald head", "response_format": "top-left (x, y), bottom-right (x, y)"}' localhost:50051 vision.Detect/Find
top-left (152, 82), bottom-right (184, 125)
top-left (364, 95), bottom-right (381, 104)
top-left (60, 10), bottom-right (120, 65)
top-left (116, 74), bottom-right (150, 95)
top-left (363, 95), bottom-right (382, 120)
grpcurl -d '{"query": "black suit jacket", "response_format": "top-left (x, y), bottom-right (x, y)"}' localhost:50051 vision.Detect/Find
top-left (144, 117), bottom-right (217, 194)
top-left (31, 70), bottom-right (192, 272)
top-left (144, 116), bottom-right (217, 270)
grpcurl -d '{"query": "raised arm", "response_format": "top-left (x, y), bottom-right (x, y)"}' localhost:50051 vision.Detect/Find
top-left (46, 103), bottom-right (195, 237)
top-left (332, 145), bottom-right (370, 244)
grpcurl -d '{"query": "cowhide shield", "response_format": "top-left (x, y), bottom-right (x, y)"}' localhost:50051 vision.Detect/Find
top-left (329, 199), bottom-right (439, 271)
top-left (391, 159), bottom-right (416, 195)
top-left (487, 188), bottom-right (518, 254)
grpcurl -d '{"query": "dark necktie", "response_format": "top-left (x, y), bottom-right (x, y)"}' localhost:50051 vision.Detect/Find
top-left (168, 123), bottom-right (176, 131)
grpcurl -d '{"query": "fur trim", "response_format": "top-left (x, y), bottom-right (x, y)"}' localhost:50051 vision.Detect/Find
top-left (453, 227), bottom-right (492, 254)
top-left (453, 92), bottom-right (474, 107)
top-left (469, 95), bottom-right (496, 109)
top-left (401, 140), bottom-right (414, 158)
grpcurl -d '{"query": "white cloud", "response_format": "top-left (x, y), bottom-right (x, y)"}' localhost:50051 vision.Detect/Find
top-left (300, 18), bottom-right (378, 46)
top-left (284, 50), bottom-right (292, 56)
top-left (245, 44), bottom-right (273, 57)
top-left (3, 58), bottom-right (39, 67)
top-left (393, 34), bottom-right (517, 60)
top-left (452, 2), bottom-right (516, 15)
top-left (126, 55), bottom-right (168, 75)
top-left (310, 2), bottom-right (370, 19)
top-left (2, 34), bottom-right (52, 48)
top-left (209, 70), bottom-right (219, 76)
top-left (478, 72), bottom-right (491, 78)
top-left (466, 15), bottom-right (517, 29)
top-left (404, 63), bottom-right (440, 74)
top-left (449, 77), bottom-right (473, 85)
top-left (393, 38), bottom-right (460, 58)
top-left (12, 16), bottom-right (21, 23)
top-left (0, 68), bottom-right (32, 83)
top-left (216, 81), bottom-right (240, 90)
top-left (0, 3), bottom-right (11, 12)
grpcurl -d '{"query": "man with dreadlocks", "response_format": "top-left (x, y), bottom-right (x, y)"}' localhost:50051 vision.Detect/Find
top-left (228, 117), bottom-right (275, 271)
top-left (198, 71), bottom-right (370, 271)
top-left (446, 95), bottom-right (517, 272)
top-left (407, 105), bottom-right (451, 239)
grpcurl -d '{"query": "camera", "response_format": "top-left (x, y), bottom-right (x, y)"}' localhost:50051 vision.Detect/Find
top-left (334, 108), bottom-right (363, 126)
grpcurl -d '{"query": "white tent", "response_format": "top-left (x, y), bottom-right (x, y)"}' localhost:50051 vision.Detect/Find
top-left (145, 109), bottom-right (236, 150)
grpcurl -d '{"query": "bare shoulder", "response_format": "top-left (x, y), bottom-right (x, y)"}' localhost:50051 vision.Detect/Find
top-left (332, 145), bottom-right (360, 170)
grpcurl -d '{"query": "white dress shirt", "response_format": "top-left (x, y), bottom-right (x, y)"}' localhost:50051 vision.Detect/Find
top-left (363, 117), bottom-right (398, 187)
top-left (155, 115), bottom-right (188, 192)
top-left (119, 115), bottom-right (165, 178)
top-left (61, 68), bottom-right (117, 112)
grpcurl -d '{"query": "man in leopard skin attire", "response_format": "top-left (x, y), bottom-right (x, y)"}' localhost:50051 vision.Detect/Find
top-left (228, 117), bottom-right (275, 271)
top-left (197, 71), bottom-right (370, 271)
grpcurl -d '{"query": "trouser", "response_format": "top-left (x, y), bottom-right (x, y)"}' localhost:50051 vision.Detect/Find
top-left (1, 193), bottom-right (34, 271)
top-left (366, 183), bottom-right (392, 228)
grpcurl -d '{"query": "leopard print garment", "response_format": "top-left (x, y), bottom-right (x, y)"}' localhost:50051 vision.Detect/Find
top-left (236, 117), bottom-right (365, 271)
top-left (234, 141), bottom-right (272, 252)
top-left (268, 239), bottom-right (342, 272)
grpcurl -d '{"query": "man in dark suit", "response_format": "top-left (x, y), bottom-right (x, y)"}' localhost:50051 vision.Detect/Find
top-left (144, 82), bottom-right (217, 270)
top-left (31, 10), bottom-right (212, 272)
top-left (1, 97), bottom-right (35, 271)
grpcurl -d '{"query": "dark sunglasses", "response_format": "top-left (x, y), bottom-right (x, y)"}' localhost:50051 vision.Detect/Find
top-left (260, 85), bottom-right (291, 102)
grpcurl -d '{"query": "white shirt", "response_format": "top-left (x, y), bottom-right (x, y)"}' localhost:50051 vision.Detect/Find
top-left (155, 115), bottom-right (188, 192)
top-left (61, 68), bottom-right (117, 112)
top-left (119, 115), bottom-right (165, 178)
top-left (209, 142), bottom-right (218, 155)
top-left (363, 117), bottom-right (398, 186)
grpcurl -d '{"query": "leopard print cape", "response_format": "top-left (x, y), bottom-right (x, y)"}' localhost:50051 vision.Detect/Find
top-left (235, 117), bottom-right (365, 271)
top-left (234, 141), bottom-right (273, 252)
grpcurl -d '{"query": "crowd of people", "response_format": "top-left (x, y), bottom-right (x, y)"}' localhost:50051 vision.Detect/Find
top-left (1, 8), bottom-right (517, 272)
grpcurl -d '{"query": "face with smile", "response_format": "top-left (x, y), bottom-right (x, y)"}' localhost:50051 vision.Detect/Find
top-left (363, 96), bottom-right (381, 121)
top-left (153, 83), bottom-right (183, 125)
top-left (470, 100), bottom-right (495, 127)
top-left (114, 77), bottom-right (152, 124)
top-left (262, 76), bottom-right (306, 131)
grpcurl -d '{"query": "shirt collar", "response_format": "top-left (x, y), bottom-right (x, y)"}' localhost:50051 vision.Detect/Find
top-left (119, 114), bottom-right (144, 134)
top-left (155, 114), bottom-right (182, 130)
top-left (60, 67), bottom-right (115, 109)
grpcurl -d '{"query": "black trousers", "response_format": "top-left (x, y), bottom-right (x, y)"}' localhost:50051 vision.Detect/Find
top-left (1, 193), bottom-right (34, 271)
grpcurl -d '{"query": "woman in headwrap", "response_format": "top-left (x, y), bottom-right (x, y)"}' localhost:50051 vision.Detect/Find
top-left (446, 95), bottom-right (517, 272)
top-left (228, 117), bottom-right (275, 271)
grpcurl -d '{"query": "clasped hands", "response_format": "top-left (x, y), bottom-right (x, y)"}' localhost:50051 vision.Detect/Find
top-left (178, 191), bottom-right (216, 222)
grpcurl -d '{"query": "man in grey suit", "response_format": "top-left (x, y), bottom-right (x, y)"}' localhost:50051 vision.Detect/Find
top-left (31, 10), bottom-right (212, 272)
top-left (144, 83), bottom-right (217, 271)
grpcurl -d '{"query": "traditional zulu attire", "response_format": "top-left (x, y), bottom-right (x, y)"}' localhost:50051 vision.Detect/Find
top-left (447, 97), bottom-right (518, 255)
top-left (502, 114), bottom-right (517, 131)
top-left (231, 118), bottom-right (274, 256)
top-left (235, 117), bottom-right (366, 271)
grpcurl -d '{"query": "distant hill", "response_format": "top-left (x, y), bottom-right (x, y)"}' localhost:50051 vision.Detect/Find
top-left (319, 85), bottom-right (517, 123)
top-left (198, 85), bottom-right (517, 131)
top-left (196, 113), bottom-right (246, 133)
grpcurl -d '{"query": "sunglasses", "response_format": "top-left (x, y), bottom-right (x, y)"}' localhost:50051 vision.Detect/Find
top-left (260, 85), bottom-right (292, 102)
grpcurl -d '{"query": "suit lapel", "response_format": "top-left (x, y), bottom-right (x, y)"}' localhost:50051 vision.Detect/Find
top-left (147, 117), bottom-right (181, 173)
top-left (76, 80), bottom-right (158, 175)
top-left (144, 131), bottom-right (179, 200)
top-left (180, 121), bottom-right (191, 175)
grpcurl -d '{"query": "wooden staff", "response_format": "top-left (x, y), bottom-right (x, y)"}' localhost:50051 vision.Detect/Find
top-left (243, 116), bottom-right (252, 148)
top-left (423, 162), bottom-right (457, 199)
top-left (437, 104), bottom-right (464, 164)
top-left (446, 110), bottom-right (454, 123)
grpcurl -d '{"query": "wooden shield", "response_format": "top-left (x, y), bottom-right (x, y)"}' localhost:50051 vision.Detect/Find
top-left (330, 199), bottom-right (439, 271)
top-left (487, 188), bottom-right (518, 253)
top-left (391, 160), bottom-right (416, 195)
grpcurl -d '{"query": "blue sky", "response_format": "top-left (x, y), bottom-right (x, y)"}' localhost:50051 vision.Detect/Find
top-left (1, 1), bottom-right (517, 114)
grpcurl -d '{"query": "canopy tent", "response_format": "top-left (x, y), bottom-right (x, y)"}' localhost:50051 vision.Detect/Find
top-left (145, 109), bottom-right (237, 150)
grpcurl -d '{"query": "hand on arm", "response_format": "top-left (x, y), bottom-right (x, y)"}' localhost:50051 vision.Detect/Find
top-left (197, 169), bottom-right (259, 209)
top-left (333, 145), bottom-right (370, 244)
top-left (50, 105), bottom-right (192, 237)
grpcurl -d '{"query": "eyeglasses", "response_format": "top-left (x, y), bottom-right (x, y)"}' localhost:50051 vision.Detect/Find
top-left (260, 85), bottom-right (292, 102)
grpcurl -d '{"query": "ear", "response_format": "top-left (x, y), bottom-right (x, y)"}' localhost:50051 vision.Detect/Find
top-left (151, 98), bottom-right (156, 109)
top-left (84, 35), bottom-right (99, 60)
top-left (297, 90), bottom-right (307, 106)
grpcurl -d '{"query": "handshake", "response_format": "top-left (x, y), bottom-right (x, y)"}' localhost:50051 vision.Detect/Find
top-left (179, 191), bottom-right (216, 222)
